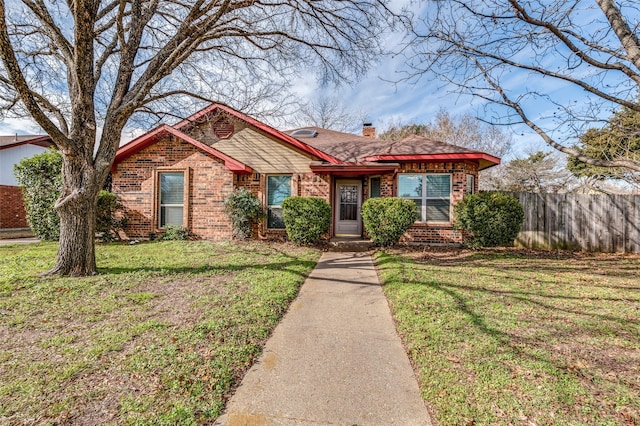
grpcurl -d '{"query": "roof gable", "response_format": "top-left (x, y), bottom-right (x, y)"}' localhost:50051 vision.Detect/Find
top-left (114, 104), bottom-right (343, 171)
top-left (113, 125), bottom-right (252, 173)
top-left (174, 104), bottom-right (342, 164)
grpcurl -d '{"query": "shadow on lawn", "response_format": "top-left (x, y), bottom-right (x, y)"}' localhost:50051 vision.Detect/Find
top-left (97, 244), bottom-right (317, 280)
top-left (98, 258), bottom-right (317, 277)
top-left (389, 277), bottom-right (639, 421)
top-left (377, 251), bottom-right (640, 423)
top-left (376, 248), bottom-right (640, 282)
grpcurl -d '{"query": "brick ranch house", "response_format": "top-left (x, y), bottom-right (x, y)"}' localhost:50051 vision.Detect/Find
top-left (111, 103), bottom-right (500, 244)
top-left (0, 135), bottom-right (53, 236)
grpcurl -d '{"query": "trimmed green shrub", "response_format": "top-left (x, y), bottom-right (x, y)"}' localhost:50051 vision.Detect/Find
top-left (361, 197), bottom-right (418, 246)
top-left (454, 192), bottom-right (524, 248)
top-left (160, 225), bottom-right (190, 241)
top-left (96, 190), bottom-right (127, 241)
top-left (13, 148), bottom-right (62, 240)
top-left (224, 188), bottom-right (265, 239)
top-left (282, 196), bottom-right (331, 245)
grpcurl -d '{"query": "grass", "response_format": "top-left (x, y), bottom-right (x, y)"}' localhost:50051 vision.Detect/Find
top-left (0, 240), bottom-right (320, 424)
top-left (375, 248), bottom-right (640, 426)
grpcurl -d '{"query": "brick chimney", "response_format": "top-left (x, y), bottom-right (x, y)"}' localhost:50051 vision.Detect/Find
top-left (362, 122), bottom-right (376, 139)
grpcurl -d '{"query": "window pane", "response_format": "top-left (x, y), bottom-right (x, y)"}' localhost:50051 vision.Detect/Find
top-left (426, 174), bottom-right (450, 198)
top-left (412, 199), bottom-right (423, 221)
top-left (398, 174), bottom-right (422, 197)
top-left (466, 174), bottom-right (474, 195)
top-left (267, 207), bottom-right (285, 229)
top-left (160, 173), bottom-right (184, 204)
top-left (370, 177), bottom-right (381, 198)
top-left (267, 175), bottom-right (291, 206)
top-left (340, 203), bottom-right (358, 221)
top-left (426, 199), bottom-right (450, 222)
top-left (161, 206), bottom-right (183, 226)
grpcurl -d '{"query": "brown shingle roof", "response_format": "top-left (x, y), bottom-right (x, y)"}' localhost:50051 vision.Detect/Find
top-left (287, 127), bottom-right (490, 163)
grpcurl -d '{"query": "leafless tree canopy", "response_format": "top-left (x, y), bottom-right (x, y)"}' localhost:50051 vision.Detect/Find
top-left (407, 0), bottom-right (640, 172)
top-left (484, 150), bottom-right (578, 193)
top-left (0, 0), bottom-right (397, 275)
top-left (379, 109), bottom-right (513, 158)
top-left (292, 95), bottom-right (366, 132)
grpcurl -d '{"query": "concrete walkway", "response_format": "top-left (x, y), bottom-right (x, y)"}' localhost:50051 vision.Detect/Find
top-left (215, 252), bottom-right (431, 426)
top-left (0, 237), bottom-right (39, 245)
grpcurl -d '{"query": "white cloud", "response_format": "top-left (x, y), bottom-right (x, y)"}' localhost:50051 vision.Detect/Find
top-left (0, 117), bottom-right (44, 135)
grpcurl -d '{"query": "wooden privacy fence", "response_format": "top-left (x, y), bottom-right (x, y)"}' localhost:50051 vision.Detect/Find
top-left (505, 192), bottom-right (640, 253)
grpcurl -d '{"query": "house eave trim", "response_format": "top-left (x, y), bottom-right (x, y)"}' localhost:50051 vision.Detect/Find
top-left (310, 162), bottom-right (399, 176)
top-left (0, 135), bottom-right (54, 150)
top-left (363, 153), bottom-right (501, 165)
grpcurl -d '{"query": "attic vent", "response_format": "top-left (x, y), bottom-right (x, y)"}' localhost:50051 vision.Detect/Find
top-left (211, 116), bottom-right (234, 139)
top-left (290, 129), bottom-right (318, 138)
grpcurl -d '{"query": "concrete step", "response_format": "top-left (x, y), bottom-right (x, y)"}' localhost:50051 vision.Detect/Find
top-left (328, 238), bottom-right (373, 252)
top-left (0, 228), bottom-right (34, 239)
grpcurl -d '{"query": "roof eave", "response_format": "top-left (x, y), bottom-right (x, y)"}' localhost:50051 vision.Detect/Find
top-left (310, 162), bottom-right (399, 176)
top-left (362, 153), bottom-right (501, 170)
top-left (0, 135), bottom-right (54, 150)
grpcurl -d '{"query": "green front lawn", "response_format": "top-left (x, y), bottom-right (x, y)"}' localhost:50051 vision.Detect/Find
top-left (0, 241), bottom-right (320, 424)
top-left (376, 248), bottom-right (640, 426)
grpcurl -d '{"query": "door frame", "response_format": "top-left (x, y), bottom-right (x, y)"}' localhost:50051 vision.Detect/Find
top-left (334, 179), bottom-right (362, 237)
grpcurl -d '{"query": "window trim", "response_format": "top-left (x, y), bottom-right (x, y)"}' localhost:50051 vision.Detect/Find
top-left (266, 174), bottom-right (292, 230)
top-left (154, 168), bottom-right (190, 230)
top-left (397, 173), bottom-right (452, 224)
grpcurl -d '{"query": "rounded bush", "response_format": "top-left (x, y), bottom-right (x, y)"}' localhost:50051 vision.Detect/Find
top-left (13, 148), bottom-right (62, 240)
top-left (361, 197), bottom-right (418, 247)
top-left (454, 192), bottom-right (524, 248)
top-left (282, 196), bottom-right (331, 245)
top-left (224, 189), bottom-right (265, 239)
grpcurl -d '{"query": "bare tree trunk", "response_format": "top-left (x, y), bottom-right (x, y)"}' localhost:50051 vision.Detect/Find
top-left (44, 155), bottom-right (101, 276)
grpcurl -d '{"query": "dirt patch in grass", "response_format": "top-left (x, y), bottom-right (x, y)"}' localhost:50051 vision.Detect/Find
top-left (376, 247), bottom-right (640, 426)
top-left (0, 241), bottom-right (320, 424)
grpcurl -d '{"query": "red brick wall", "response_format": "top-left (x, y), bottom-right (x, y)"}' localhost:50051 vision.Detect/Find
top-left (0, 185), bottom-right (29, 229)
top-left (112, 137), bottom-right (234, 241)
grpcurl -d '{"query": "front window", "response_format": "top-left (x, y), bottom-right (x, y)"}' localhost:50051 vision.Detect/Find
top-left (159, 172), bottom-right (185, 227)
top-left (398, 173), bottom-right (451, 222)
top-left (267, 175), bottom-right (292, 229)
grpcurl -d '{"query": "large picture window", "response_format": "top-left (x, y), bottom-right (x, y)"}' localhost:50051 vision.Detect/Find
top-left (267, 175), bottom-right (292, 229)
top-left (159, 172), bottom-right (185, 227)
top-left (398, 173), bottom-right (451, 222)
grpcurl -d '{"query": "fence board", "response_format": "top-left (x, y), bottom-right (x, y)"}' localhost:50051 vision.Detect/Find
top-left (506, 192), bottom-right (640, 253)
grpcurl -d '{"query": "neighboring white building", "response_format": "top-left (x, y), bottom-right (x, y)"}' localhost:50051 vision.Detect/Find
top-left (0, 135), bottom-right (53, 232)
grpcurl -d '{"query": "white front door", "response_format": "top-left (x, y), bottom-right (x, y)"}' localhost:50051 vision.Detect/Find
top-left (335, 180), bottom-right (362, 236)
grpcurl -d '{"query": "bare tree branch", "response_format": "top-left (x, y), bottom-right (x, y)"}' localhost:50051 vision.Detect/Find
top-left (405, 0), bottom-right (640, 172)
top-left (0, 0), bottom-right (398, 275)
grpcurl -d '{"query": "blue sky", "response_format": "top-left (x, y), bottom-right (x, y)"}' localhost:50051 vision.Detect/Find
top-left (0, 0), bottom-right (611, 161)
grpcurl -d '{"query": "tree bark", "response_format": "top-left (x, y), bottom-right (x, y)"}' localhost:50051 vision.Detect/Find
top-left (44, 154), bottom-right (101, 277)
